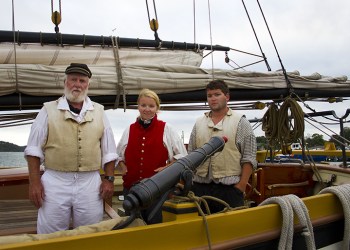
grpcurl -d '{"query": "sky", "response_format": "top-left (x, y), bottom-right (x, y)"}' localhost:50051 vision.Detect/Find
top-left (1, 0), bottom-right (350, 146)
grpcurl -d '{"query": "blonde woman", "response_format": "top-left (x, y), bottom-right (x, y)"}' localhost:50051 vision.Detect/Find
top-left (116, 88), bottom-right (187, 224)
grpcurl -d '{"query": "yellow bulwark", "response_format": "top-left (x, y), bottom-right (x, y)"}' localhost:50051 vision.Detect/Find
top-left (0, 193), bottom-right (344, 250)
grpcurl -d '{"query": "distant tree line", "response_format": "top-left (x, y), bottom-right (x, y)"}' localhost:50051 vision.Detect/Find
top-left (0, 141), bottom-right (26, 152)
top-left (256, 127), bottom-right (350, 150)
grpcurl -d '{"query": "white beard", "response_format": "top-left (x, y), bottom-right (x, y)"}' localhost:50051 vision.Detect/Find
top-left (64, 87), bottom-right (88, 103)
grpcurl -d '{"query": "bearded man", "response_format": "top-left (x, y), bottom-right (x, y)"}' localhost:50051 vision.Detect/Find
top-left (24, 63), bottom-right (118, 234)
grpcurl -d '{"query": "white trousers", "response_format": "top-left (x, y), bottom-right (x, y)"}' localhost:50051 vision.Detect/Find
top-left (37, 169), bottom-right (103, 234)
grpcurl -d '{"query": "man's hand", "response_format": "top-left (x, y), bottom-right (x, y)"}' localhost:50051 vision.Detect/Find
top-left (27, 156), bottom-right (44, 208)
top-left (234, 182), bottom-right (247, 193)
top-left (101, 160), bottom-right (116, 200)
top-left (100, 179), bottom-right (114, 200)
top-left (29, 179), bottom-right (44, 208)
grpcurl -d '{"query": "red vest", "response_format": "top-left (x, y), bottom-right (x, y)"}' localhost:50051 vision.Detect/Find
top-left (123, 116), bottom-right (168, 189)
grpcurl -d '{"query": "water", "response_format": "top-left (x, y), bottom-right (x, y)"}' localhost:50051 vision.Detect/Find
top-left (0, 152), bottom-right (27, 168)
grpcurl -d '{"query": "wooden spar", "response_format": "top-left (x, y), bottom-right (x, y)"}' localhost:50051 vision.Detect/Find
top-left (0, 30), bottom-right (230, 51)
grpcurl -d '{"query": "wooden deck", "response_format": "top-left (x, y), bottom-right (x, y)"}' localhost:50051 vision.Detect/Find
top-left (0, 167), bottom-right (124, 236)
top-left (0, 198), bottom-right (123, 237)
top-left (0, 199), bottom-right (37, 236)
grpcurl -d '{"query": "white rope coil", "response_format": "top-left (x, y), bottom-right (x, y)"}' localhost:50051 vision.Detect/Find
top-left (319, 184), bottom-right (350, 250)
top-left (259, 194), bottom-right (316, 250)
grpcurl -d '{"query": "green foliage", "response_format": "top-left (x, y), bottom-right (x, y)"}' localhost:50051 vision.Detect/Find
top-left (256, 136), bottom-right (268, 150)
top-left (344, 127), bottom-right (350, 140)
top-left (0, 141), bottom-right (26, 152)
top-left (305, 133), bottom-right (325, 148)
top-left (330, 127), bottom-right (350, 148)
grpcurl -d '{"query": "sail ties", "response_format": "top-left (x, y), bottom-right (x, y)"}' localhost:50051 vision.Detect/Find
top-left (319, 184), bottom-right (350, 250)
top-left (111, 36), bottom-right (126, 110)
top-left (10, 1), bottom-right (22, 110)
top-left (259, 194), bottom-right (316, 250)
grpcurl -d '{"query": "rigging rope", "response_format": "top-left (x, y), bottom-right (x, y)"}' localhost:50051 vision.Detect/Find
top-left (51, 0), bottom-right (62, 34)
top-left (145, 0), bottom-right (161, 42)
top-left (241, 0), bottom-right (271, 71)
top-left (293, 92), bottom-right (350, 147)
top-left (206, 0), bottom-right (215, 79)
top-left (299, 143), bottom-right (325, 188)
top-left (225, 48), bottom-right (267, 70)
top-left (193, 0), bottom-right (196, 44)
top-left (305, 118), bottom-right (350, 147)
top-left (256, 0), bottom-right (294, 94)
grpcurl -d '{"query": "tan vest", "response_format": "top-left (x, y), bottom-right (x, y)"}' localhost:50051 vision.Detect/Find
top-left (43, 101), bottom-right (104, 172)
top-left (195, 108), bottom-right (242, 178)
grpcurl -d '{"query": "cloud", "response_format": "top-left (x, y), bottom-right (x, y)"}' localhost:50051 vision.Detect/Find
top-left (1, 0), bottom-right (350, 146)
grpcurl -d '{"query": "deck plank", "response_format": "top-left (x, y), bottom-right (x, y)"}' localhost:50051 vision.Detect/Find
top-left (0, 198), bottom-right (122, 236)
top-left (0, 199), bottom-right (37, 236)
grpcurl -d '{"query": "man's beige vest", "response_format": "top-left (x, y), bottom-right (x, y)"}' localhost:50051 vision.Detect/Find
top-left (43, 101), bottom-right (104, 172)
top-left (195, 108), bottom-right (242, 178)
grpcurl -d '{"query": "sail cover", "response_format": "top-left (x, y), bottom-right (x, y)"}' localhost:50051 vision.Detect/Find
top-left (1, 42), bottom-right (350, 110)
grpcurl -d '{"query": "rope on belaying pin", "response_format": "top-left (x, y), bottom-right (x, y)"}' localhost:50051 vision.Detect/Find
top-left (262, 102), bottom-right (279, 147)
top-left (278, 97), bottom-right (305, 146)
top-left (262, 97), bottom-right (304, 151)
top-left (319, 184), bottom-right (350, 250)
top-left (259, 194), bottom-right (316, 250)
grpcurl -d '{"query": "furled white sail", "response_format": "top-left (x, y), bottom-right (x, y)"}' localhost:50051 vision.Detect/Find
top-left (0, 43), bottom-right (349, 100)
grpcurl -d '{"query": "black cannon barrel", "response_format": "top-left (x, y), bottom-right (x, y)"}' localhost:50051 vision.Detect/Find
top-left (123, 136), bottom-right (227, 212)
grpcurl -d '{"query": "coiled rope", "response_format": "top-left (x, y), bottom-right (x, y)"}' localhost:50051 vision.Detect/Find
top-left (262, 97), bottom-right (304, 149)
top-left (259, 194), bottom-right (316, 250)
top-left (319, 184), bottom-right (350, 250)
top-left (262, 102), bottom-right (279, 147)
top-left (261, 97), bottom-right (327, 183)
top-left (278, 97), bottom-right (305, 146)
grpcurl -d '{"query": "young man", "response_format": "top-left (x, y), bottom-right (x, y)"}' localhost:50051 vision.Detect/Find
top-left (188, 79), bottom-right (257, 213)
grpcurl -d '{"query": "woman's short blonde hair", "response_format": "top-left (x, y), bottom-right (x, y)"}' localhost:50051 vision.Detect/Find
top-left (137, 88), bottom-right (161, 111)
